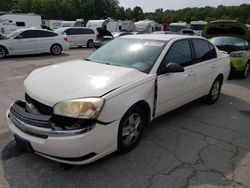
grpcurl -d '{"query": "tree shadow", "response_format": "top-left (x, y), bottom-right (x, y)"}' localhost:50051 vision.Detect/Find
top-left (1, 93), bottom-right (250, 187)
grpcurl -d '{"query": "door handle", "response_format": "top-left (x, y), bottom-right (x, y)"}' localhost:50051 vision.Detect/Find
top-left (188, 71), bottom-right (197, 77)
top-left (211, 64), bottom-right (216, 69)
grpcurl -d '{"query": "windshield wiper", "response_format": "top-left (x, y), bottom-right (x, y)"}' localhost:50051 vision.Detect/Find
top-left (85, 58), bottom-right (91, 61)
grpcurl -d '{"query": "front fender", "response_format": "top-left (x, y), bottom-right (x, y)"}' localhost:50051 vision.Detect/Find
top-left (97, 75), bottom-right (156, 123)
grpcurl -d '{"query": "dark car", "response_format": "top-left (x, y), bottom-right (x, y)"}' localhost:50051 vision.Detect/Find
top-left (93, 27), bottom-right (134, 48)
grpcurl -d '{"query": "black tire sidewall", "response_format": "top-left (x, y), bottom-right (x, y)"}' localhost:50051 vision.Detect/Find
top-left (87, 40), bottom-right (94, 48)
top-left (117, 106), bottom-right (145, 154)
top-left (51, 44), bottom-right (62, 55)
top-left (206, 78), bottom-right (222, 104)
top-left (0, 46), bottom-right (6, 59)
top-left (240, 63), bottom-right (249, 79)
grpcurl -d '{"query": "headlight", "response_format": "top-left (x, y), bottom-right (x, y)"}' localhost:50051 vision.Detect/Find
top-left (230, 51), bottom-right (245, 58)
top-left (53, 98), bottom-right (105, 119)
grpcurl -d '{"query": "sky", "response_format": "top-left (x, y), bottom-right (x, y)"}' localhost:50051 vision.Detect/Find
top-left (119, 0), bottom-right (250, 12)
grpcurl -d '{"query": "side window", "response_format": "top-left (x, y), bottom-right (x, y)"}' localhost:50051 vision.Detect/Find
top-left (84, 29), bottom-right (95, 34)
top-left (64, 29), bottom-right (71, 35)
top-left (209, 42), bottom-right (217, 59)
top-left (18, 30), bottom-right (35, 39)
top-left (36, 30), bottom-right (58, 38)
top-left (70, 28), bottom-right (83, 35)
top-left (163, 40), bottom-right (192, 68)
top-left (193, 39), bottom-right (213, 63)
top-left (16, 22), bottom-right (25, 27)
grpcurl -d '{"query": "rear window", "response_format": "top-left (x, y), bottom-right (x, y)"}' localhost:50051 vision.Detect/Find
top-left (192, 39), bottom-right (216, 63)
top-left (70, 28), bottom-right (84, 35)
top-left (36, 30), bottom-right (58, 38)
top-left (84, 28), bottom-right (95, 34)
top-left (16, 22), bottom-right (25, 27)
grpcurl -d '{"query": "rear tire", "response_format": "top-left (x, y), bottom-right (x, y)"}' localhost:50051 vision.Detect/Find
top-left (87, 40), bottom-right (94, 48)
top-left (50, 44), bottom-right (62, 55)
top-left (0, 46), bottom-right (7, 59)
top-left (205, 77), bottom-right (222, 104)
top-left (117, 106), bottom-right (145, 154)
top-left (239, 63), bottom-right (249, 79)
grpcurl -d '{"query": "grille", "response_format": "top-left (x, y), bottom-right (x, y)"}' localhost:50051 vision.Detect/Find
top-left (25, 94), bottom-right (53, 115)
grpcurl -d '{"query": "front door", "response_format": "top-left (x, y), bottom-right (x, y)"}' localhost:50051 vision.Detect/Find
top-left (12, 30), bottom-right (36, 55)
top-left (156, 39), bottom-right (198, 116)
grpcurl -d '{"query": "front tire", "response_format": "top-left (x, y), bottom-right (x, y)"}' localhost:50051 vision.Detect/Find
top-left (0, 46), bottom-right (7, 59)
top-left (205, 77), bottom-right (222, 104)
top-left (50, 44), bottom-right (62, 55)
top-left (239, 63), bottom-right (249, 79)
top-left (117, 106), bottom-right (145, 154)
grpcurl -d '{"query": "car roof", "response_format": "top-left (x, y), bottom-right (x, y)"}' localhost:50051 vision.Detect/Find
top-left (121, 34), bottom-right (203, 41)
top-left (17, 28), bottom-right (55, 32)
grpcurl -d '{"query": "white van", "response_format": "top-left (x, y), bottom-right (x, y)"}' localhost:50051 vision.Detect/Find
top-left (169, 22), bottom-right (188, 33)
top-left (60, 19), bottom-right (85, 28)
top-left (86, 19), bottom-right (134, 33)
top-left (0, 12), bottom-right (42, 35)
top-left (135, 20), bottom-right (162, 33)
top-left (190, 21), bottom-right (208, 36)
top-left (42, 20), bottom-right (63, 30)
top-left (54, 27), bottom-right (96, 48)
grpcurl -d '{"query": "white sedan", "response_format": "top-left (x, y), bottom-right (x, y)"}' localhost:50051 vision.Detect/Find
top-left (0, 28), bottom-right (69, 58)
top-left (7, 34), bottom-right (230, 165)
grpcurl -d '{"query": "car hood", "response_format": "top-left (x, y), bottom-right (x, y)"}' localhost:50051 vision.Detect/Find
top-left (203, 20), bottom-right (250, 43)
top-left (24, 59), bottom-right (147, 107)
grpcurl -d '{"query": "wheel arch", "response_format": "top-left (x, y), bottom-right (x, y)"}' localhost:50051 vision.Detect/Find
top-left (51, 43), bottom-right (62, 49)
top-left (0, 45), bottom-right (8, 54)
top-left (216, 73), bottom-right (224, 83)
top-left (127, 100), bottom-right (151, 126)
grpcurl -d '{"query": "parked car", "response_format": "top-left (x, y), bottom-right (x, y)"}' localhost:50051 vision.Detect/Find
top-left (93, 27), bottom-right (133, 48)
top-left (7, 34), bottom-right (230, 165)
top-left (203, 20), bottom-right (250, 78)
top-left (54, 27), bottom-right (95, 48)
top-left (0, 28), bottom-right (69, 59)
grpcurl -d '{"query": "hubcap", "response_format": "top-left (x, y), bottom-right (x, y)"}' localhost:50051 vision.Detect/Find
top-left (244, 64), bottom-right (249, 78)
top-left (53, 45), bottom-right (61, 54)
top-left (0, 48), bottom-right (5, 58)
top-left (211, 81), bottom-right (220, 100)
top-left (122, 113), bottom-right (142, 146)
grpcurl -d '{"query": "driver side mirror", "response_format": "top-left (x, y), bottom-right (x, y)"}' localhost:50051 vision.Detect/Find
top-left (15, 35), bottom-right (23, 39)
top-left (161, 63), bottom-right (184, 74)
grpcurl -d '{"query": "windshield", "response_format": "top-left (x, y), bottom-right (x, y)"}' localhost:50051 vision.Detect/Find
top-left (54, 27), bottom-right (66, 34)
top-left (190, 24), bottom-right (206, 30)
top-left (169, 26), bottom-right (187, 33)
top-left (7, 30), bottom-right (21, 39)
top-left (88, 38), bottom-right (166, 73)
top-left (210, 36), bottom-right (247, 51)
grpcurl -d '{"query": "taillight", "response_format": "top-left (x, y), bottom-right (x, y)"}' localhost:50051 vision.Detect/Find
top-left (63, 36), bottom-right (68, 42)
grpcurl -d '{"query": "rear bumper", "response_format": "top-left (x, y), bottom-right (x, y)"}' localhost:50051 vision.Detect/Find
top-left (7, 101), bottom-right (119, 165)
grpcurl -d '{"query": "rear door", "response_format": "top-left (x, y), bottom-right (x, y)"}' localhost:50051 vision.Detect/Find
top-left (35, 30), bottom-right (58, 52)
top-left (12, 30), bottom-right (36, 54)
top-left (156, 39), bottom-right (198, 116)
top-left (190, 39), bottom-right (218, 96)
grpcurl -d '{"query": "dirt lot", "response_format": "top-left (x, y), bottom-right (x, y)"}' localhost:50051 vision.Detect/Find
top-left (0, 49), bottom-right (250, 188)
